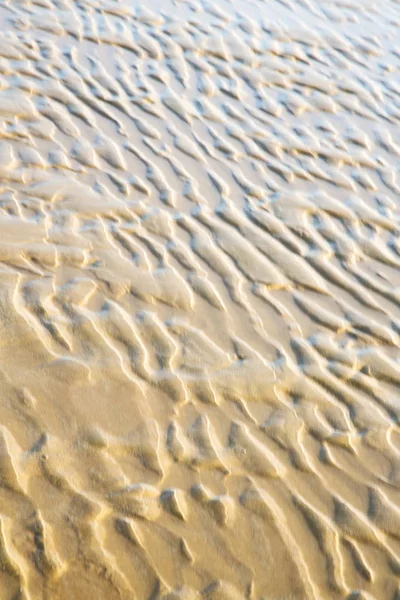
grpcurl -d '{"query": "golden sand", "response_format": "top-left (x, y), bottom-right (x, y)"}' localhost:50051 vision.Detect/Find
top-left (0, 0), bottom-right (399, 598)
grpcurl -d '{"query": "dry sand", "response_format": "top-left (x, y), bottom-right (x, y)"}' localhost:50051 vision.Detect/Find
top-left (0, 0), bottom-right (399, 598)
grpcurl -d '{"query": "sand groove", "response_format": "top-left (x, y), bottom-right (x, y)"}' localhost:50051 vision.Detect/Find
top-left (0, 0), bottom-right (399, 598)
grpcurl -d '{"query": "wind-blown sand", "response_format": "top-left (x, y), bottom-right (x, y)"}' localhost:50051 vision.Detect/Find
top-left (0, 0), bottom-right (399, 598)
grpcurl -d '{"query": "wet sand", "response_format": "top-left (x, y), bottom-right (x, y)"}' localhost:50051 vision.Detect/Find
top-left (0, 0), bottom-right (399, 598)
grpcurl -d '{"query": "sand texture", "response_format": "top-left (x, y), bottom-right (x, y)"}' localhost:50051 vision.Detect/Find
top-left (0, 0), bottom-right (399, 598)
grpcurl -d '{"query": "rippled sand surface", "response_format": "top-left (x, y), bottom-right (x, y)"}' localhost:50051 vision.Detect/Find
top-left (0, 0), bottom-right (400, 598)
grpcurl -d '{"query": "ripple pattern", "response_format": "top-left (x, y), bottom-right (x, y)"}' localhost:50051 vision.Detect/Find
top-left (0, 0), bottom-right (399, 598)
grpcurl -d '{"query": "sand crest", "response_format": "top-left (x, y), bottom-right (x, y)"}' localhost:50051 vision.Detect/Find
top-left (0, 0), bottom-right (399, 598)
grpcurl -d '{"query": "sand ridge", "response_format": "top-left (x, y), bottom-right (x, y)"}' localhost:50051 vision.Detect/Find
top-left (0, 0), bottom-right (399, 598)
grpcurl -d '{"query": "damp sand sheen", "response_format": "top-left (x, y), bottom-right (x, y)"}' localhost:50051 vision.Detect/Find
top-left (0, 0), bottom-right (399, 598)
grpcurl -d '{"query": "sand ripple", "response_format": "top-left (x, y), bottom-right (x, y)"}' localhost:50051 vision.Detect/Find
top-left (0, 0), bottom-right (399, 598)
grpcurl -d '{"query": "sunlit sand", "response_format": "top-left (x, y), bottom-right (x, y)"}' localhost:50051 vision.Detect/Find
top-left (0, 0), bottom-right (399, 598)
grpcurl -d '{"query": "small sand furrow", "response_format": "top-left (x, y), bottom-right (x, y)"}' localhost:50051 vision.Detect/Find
top-left (0, 0), bottom-right (399, 598)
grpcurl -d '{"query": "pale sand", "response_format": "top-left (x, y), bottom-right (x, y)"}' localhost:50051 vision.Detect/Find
top-left (0, 0), bottom-right (399, 598)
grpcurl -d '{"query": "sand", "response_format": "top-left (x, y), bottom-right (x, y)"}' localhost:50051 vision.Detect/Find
top-left (0, 0), bottom-right (399, 598)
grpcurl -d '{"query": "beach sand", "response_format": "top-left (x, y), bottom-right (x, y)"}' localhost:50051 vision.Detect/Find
top-left (0, 0), bottom-right (399, 598)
